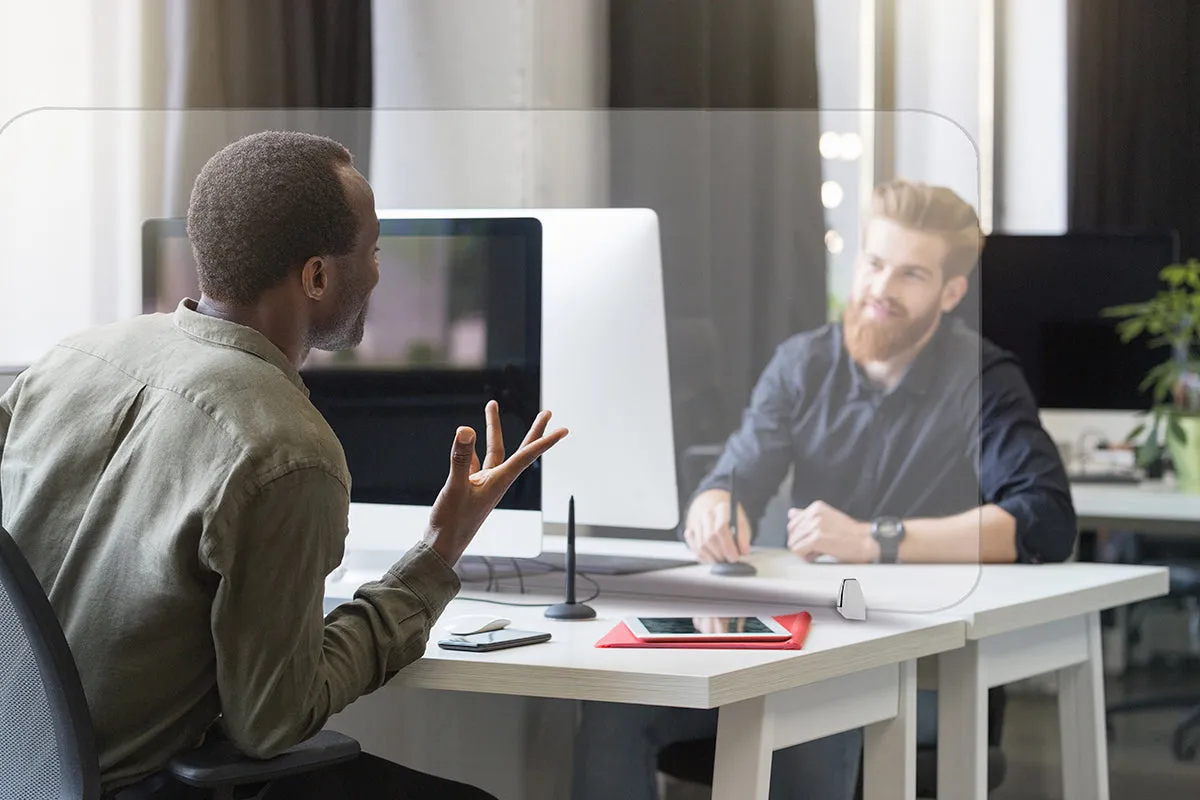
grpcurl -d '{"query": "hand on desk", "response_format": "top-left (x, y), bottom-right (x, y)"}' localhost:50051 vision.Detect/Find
top-left (423, 400), bottom-right (568, 566)
top-left (683, 489), bottom-right (752, 564)
top-left (787, 501), bottom-right (880, 564)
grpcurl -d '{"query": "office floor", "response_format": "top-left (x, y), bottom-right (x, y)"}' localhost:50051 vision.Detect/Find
top-left (661, 667), bottom-right (1200, 800)
top-left (992, 667), bottom-right (1200, 800)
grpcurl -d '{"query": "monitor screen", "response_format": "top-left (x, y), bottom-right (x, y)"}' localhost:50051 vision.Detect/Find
top-left (954, 232), bottom-right (1180, 411)
top-left (142, 217), bottom-right (543, 511)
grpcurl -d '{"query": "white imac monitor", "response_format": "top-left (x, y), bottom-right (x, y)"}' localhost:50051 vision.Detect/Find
top-left (379, 208), bottom-right (680, 530)
top-left (140, 216), bottom-right (547, 559)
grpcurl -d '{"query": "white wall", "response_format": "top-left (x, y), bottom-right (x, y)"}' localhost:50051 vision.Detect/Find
top-left (883, 0), bottom-right (1069, 234)
top-left (998, 0), bottom-right (1068, 233)
top-left (814, 0), bottom-right (866, 312)
top-left (892, 0), bottom-right (983, 215)
top-left (0, 1), bottom-right (95, 367)
top-left (0, 0), bottom-right (144, 367)
top-left (368, 0), bottom-right (607, 210)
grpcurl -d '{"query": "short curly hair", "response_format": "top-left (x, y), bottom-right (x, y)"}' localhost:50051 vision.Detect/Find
top-left (187, 131), bottom-right (360, 306)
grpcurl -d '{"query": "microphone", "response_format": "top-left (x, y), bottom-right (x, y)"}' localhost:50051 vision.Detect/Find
top-left (711, 467), bottom-right (757, 577)
top-left (545, 495), bottom-right (597, 619)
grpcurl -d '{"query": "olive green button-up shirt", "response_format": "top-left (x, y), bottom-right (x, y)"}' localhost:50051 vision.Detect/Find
top-left (0, 299), bottom-right (460, 791)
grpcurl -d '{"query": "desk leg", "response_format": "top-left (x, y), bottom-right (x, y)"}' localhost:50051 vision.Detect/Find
top-left (937, 641), bottom-right (988, 800)
top-left (712, 696), bottom-right (772, 800)
top-left (1057, 611), bottom-right (1110, 800)
top-left (711, 665), bottom-right (911, 800)
top-left (863, 659), bottom-right (916, 800)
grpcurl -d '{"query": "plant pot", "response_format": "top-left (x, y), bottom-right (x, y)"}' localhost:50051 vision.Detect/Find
top-left (1168, 416), bottom-right (1200, 493)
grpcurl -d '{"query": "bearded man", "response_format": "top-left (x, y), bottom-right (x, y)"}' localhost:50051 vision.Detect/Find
top-left (569, 179), bottom-right (1075, 800)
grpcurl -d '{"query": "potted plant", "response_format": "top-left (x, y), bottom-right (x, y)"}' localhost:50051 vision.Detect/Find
top-left (1103, 257), bottom-right (1200, 490)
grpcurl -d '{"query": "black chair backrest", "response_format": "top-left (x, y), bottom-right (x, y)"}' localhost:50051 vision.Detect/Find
top-left (0, 525), bottom-right (101, 799)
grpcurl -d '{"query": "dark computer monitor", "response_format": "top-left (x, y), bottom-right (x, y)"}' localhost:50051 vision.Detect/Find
top-left (142, 216), bottom-right (543, 511)
top-left (954, 232), bottom-right (1180, 411)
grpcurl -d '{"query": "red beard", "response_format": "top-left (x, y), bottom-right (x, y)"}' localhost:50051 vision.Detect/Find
top-left (843, 296), bottom-right (940, 363)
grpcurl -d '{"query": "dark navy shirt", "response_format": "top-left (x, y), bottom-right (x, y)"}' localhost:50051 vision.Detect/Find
top-left (693, 317), bottom-right (1077, 563)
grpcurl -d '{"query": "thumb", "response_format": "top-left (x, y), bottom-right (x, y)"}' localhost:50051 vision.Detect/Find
top-left (448, 426), bottom-right (476, 485)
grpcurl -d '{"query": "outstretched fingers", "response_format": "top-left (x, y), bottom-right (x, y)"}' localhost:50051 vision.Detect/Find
top-left (495, 424), bottom-right (568, 483)
top-left (448, 426), bottom-right (477, 487)
top-left (519, 409), bottom-right (552, 449)
top-left (482, 400), bottom-right (505, 470)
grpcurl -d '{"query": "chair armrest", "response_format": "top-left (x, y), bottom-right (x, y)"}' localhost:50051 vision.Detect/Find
top-left (167, 730), bottom-right (360, 788)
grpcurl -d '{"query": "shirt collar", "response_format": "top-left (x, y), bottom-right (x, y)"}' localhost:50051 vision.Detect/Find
top-left (172, 298), bottom-right (308, 396)
top-left (895, 323), bottom-right (948, 396)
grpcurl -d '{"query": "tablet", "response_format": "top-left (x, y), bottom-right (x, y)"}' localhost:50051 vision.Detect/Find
top-left (624, 616), bottom-right (792, 642)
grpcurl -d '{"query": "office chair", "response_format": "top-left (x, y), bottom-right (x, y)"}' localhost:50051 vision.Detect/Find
top-left (0, 524), bottom-right (360, 800)
top-left (1102, 532), bottom-right (1200, 760)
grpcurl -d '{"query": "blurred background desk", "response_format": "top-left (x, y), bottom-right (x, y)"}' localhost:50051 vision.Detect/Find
top-left (1072, 480), bottom-right (1200, 536)
top-left (1071, 479), bottom-right (1200, 762)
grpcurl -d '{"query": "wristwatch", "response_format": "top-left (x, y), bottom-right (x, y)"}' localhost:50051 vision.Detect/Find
top-left (870, 516), bottom-right (905, 564)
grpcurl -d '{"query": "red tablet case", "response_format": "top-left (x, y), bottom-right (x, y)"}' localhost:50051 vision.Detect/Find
top-left (595, 612), bottom-right (812, 650)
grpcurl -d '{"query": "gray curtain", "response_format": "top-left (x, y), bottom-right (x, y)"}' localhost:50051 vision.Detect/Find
top-left (149, 0), bottom-right (374, 216)
top-left (607, 0), bottom-right (825, 514)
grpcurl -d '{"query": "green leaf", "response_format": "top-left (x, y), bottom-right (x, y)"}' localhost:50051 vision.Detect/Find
top-left (1162, 264), bottom-right (1189, 285)
top-left (1169, 416), bottom-right (1188, 444)
top-left (1126, 423), bottom-right (1147, 443)
top-left (1116, 319), bottom-right (1147, 342)
top-left (1102, 302), bottom-right (1151, 318)
top-left (1139, 361), bottom-right (1177, 395)
top-left (1135, 437), bottom-right (1163, 469)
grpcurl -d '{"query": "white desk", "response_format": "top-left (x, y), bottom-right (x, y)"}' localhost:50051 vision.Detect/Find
top-left (323, 573), bottom-right (964, 800)
top-left (524, 537), bottom-right (1169, 800)
top-left (325, 536), bottom-right (1166, 799)
top-left (832, 560), bottom-right (1166, 800)
top-left (1072, 479), bottom-right (1200, 535)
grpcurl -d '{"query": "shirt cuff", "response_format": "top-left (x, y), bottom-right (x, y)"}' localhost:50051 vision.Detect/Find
top-left (995, 493), bottom-right (1077, 564)
top-left (382, 541), bottom-right (462, 620)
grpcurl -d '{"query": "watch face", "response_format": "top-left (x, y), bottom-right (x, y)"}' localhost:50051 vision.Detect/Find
top-left (874, 518), bottom-right (902, 538)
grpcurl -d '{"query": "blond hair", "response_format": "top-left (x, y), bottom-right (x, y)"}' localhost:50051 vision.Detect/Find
top-left (862, 178), bottom-right (983, 279)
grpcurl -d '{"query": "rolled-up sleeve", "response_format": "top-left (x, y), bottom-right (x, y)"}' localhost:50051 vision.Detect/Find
top-left (690, 344), bottom-right (799, 532)
top-left (972, 361), bottom-right (1077, 563)
top-left (203, 465), bottom-right (460, 759)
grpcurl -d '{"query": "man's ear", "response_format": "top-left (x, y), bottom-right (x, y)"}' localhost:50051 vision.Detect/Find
top-left (301, 257), bottom-right (327, 301)
top-left (940, 274), bottom-right (968, 313)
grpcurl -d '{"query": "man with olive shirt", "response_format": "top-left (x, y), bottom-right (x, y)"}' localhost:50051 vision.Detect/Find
top-left (1, 131), bottom-right (567, 800)
top-left (572, 179), bottom-right (1075, 799)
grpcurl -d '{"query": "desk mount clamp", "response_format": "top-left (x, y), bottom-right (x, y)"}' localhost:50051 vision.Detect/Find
top-left (836, 578), bottom-right (867, 621)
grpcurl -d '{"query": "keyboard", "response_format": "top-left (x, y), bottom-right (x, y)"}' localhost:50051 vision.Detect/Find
top-left (1068, 472), bottom-right (1141, 485)
top-left (538, 552), bottom-right (694, 575)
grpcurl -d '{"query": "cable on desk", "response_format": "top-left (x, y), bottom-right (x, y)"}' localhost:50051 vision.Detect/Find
top-left (482, 556), bottom-right (496, 592)
top-left (456, 571), bottom-right (601, 608)
top-left (510, 557), bottom-right (526, 594)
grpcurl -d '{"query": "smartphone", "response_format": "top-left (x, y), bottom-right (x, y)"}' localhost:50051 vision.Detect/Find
top-left (624, 615), bottom-right (792, 642)
top-left (437, 628), bottom-right (553, 652)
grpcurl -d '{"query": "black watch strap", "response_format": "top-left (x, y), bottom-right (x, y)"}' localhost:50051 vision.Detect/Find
top-left (871, 517), bottom-right (904, 564)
